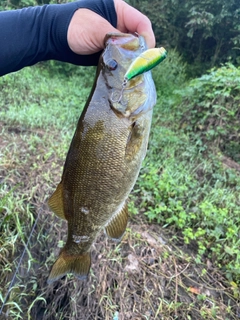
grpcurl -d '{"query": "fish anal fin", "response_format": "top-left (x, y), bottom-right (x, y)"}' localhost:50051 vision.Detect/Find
top-left (48, 182), bottom-right (66, 220)
top-left (47, 250), bottom-right (91, 284)
top-left (105, 202), bottom-right (129, 242)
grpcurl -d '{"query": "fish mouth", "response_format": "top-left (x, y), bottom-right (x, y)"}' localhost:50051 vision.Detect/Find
top-left (104, 33), bottom-right (142, 51)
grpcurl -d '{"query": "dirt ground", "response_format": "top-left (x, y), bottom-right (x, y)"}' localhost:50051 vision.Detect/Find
top-left (0, 123), bottom-right (239, 319)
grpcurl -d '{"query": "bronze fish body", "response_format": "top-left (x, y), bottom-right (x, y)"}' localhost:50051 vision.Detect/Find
top-left (47, 33), bottom-right (157, 283)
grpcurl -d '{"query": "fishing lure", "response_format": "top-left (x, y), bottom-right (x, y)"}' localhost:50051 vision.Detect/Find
top-left (124, 47), bottom-right (167, 82)
top-left (112, 47), bottom-right (167, 104)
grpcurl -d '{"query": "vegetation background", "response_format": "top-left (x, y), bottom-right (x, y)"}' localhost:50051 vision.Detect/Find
top-left (0, 0), bottom-right (239, 319)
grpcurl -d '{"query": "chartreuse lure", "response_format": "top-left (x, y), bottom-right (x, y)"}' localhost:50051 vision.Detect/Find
top-left (124, 47), bottom-right (167, 81)
top-left (112, 47), bottom-right (167, 103)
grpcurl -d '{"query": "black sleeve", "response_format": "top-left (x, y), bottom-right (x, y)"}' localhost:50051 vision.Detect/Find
top-left (0, 0), bottom-right (117, 76)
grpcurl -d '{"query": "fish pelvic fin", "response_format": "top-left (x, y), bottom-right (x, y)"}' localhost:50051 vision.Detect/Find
top-left (47, 250), bottom-right (91, 284)
top-left (105, 201), bottom-right (128, 242)
top-left (48, 182), bottom-right (66, 220)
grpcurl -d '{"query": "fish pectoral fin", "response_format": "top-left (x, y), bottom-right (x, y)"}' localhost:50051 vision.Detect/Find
top-left (105, 201), bottom-right (128, 242)
top-left (48, 182), bottom-right (66, 220)
top-left (125, 120), bottom-right (144, 161)
top-left (47, 250), bottom-right (91, 284)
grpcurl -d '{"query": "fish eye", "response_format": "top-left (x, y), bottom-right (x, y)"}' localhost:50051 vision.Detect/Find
top-left (106, 59), bottom-right (118, 71)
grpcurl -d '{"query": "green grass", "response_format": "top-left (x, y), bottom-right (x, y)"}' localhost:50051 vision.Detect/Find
top-left (0, 63), bottom-right (94, 130)
top-left (135, 130), bottom-right (240, 281)
top-left (132, 58), bottom-right (240, 284)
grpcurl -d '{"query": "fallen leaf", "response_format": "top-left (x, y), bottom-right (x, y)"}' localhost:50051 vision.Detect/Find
top-left (124, 254), bottom-right (139, 273)
top-left (189, 287), bottom-right (201, 295)
top-left (142, 231), bottom-right (158, 246)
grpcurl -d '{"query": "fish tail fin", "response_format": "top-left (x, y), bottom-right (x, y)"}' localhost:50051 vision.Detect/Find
top-left (47, 249), bottom-right (91, 284)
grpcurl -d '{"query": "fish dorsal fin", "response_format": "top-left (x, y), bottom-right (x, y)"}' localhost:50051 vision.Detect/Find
top-left (105, 201), bottom-right (129, 241)
top-left (48, 182), bottom-right (66, 220)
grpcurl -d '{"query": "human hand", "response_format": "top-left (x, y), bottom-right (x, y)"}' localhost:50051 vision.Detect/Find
top-left (67, 0), bottom-right (155, 55)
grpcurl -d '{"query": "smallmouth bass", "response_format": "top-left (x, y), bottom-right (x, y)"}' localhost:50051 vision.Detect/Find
top-left (47, 33), bottom-right (157, 283)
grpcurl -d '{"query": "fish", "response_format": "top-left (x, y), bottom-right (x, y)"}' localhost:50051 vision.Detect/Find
top-left (47, 33), bottom-right (157, 284)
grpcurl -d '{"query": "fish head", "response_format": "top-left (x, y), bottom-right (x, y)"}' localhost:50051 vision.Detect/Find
top-left (99, 33), bottom-right (156, 118)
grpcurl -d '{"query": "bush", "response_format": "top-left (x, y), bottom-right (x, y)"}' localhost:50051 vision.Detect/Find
top-left (152, 49), bottom-right (186, 98)
top-left (177, 63), bottom-right (240, 162)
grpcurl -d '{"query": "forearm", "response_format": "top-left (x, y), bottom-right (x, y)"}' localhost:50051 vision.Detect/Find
top-left (0, 0), bottom-right (117, 76)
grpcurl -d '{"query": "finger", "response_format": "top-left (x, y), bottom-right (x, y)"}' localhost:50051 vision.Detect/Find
top-left (68, 9), bottom-right (119, 54)
top-left (115, 0), bottom-right (156, 48)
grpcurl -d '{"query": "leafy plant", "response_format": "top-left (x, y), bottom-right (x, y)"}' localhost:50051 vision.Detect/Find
top-left (178, 63), bottom-right (240, 163)
top-left (128, 0), bottom-right (240, 76)
top-left (152, 49), bottom-right (186, 98)
top-left (134, 146), bottom-right (240, 283)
